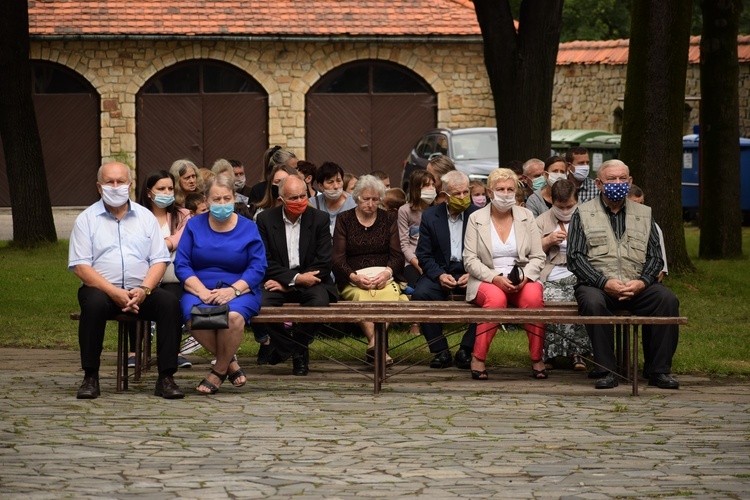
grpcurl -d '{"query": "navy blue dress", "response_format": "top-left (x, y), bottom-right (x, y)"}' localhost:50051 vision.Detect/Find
top-left (175, 213), bottom-right (267, 323)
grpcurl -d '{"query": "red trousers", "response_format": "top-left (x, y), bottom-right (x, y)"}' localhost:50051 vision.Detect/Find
top-left (472, 281), bottom-right (545, 361)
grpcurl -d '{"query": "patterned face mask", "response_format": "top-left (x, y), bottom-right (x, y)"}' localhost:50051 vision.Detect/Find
top-left (602, 182), bottom-right (630, 202)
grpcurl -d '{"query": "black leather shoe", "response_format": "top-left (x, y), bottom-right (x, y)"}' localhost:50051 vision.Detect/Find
top-left (648, 373), bottom-right (680, 389)
top-left (76, 376), bottom-right (100, 399)
top-left (430, 350), bottom-right (452, 369)
top-left (292, 350), bottom-right (309, 376)
top-left (453, 347), bottom-right (472, 370)
top-left (595, 372), bottom-right (619, 389)
top-left (154, 376), bottom-right (185, 399)
top-left (588, 369), bottom-right (607, 379)
top-left (257, 343), bottom-right (273, 365)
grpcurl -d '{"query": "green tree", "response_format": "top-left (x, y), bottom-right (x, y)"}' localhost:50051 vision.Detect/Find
top-left (698, 0), bottom-right (744, 258)
top-left (560, 0), bottom-right (631, 42)
top-left (473, 0), bottom-right (565, 164)
top-left (619, 0), bottom-right (694, 273)
top-left (0, 0), bottom-right (56, 246)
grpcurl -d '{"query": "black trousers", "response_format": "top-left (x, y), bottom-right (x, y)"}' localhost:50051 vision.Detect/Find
top-left (412, 272), bottom-right (476, 354)
top-left (78, 285), bottom-right (181, 377)
top-left (253, 285), bottom-right (335, 361)
top-left (574, 283), bottom-right (680, 374)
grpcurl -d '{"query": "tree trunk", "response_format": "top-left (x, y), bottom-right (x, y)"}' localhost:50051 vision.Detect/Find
top-left (473, 0), bottom-right (564, 165)
top-left (698, 0), bottom-right (743, 259)
top-left (619, 0), bottom-right (694, 274)
top-left (0, 1), bottom-right (56, 246)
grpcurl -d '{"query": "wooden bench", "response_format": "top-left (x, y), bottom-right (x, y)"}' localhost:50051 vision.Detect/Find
top-left (69, 313), bottom-right (153, 392)
top-left (250, 301), bottom-right (687, 396)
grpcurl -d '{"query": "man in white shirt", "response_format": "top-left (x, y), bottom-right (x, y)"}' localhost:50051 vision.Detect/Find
top-left (68, 162), bottom-right (184, 399)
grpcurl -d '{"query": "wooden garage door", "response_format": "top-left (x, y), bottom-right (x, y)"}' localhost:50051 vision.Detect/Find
top-left (0, 64), bottom-right (99, 207)
top-left (306, 61), bottom-right (436, 182)
top-left (137, 61), bottom-right (268, 191)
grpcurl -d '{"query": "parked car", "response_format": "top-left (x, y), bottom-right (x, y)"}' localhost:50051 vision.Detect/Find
top-left (400, 127), bottom-right (499, 191)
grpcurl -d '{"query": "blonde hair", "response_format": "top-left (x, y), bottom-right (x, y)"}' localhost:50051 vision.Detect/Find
top-left (487, 168), bottom-right (519, 189)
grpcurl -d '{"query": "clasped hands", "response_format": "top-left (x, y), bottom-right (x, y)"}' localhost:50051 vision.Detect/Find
top-left (439, 273), bottom-right (469, 290)
top-left (491, 274), bottom-right (528, 294)
top-left (604, 279), bottom-right (646, 301)
top-left (350, 270), bottom-right (391, 290)
top-left (265, 270), bottom-right (322, 293)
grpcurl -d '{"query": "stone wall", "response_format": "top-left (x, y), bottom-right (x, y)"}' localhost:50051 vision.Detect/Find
top-left (30, 38), bottom-right (750, 175)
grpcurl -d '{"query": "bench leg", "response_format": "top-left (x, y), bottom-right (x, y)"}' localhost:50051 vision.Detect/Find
top-left (631, 326), bottom-right (640, 397)
top-left (117, 321), bottom-right (128, 392)
top-left (374, 322), bottom-right (387, 395)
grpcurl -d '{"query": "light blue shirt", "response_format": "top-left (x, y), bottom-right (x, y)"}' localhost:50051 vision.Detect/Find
top-left (68, 200), bottom-right (171, 290)
top-left (446, 205), bottom-right (464, 262)
top-left (311, 193), bottom-right (357, 236)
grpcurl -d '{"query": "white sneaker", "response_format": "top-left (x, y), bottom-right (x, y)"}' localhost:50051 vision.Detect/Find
top-left (180, 335), bottom-right (201, 355)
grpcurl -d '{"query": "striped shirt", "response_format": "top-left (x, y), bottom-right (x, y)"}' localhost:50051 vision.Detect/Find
top-left (567, 196), bottom-right (664, 289)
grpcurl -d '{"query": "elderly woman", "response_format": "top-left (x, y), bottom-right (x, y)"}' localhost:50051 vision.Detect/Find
top-left (463, 168), bottom-right (547, 381)
top-left (170, 159), bottom-right (204, 207)
top-left (525, 155), bottom-right (568, 218)
top-left (536, 179), bottom-right (591, 371)
top-left (175, 175), bottom-right (267, 394)
top-left (332, 175), bottom-right (407, 364)
top-left (311, 161), bottom-right (358, 236)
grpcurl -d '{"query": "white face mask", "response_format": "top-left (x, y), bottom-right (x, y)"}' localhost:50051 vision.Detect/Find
top-left (234, 175), bottom-right (246, 190)
top-left (572, 165), bottom-right (590, 181)
top-left (547, 172), bottom-right (568, 187)
top-left (551, 204), bottom-right (577, 223)
top-left (420, 188), bottom-right (437, 204)
top-left (100, 184), bottom-right (131, 207)
top-left (491, 193), bottom-right (516, 212)
top-left (323, 188), bottom-right (343, 200)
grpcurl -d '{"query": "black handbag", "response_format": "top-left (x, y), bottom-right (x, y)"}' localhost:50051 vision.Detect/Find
top-left (190, 304), bottom-right (230, 330)
top-left (507, 264), bottom-right (525, 286)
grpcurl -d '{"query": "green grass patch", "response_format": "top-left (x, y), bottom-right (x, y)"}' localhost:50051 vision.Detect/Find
top-left (1, 228), bottom-right (748, 376)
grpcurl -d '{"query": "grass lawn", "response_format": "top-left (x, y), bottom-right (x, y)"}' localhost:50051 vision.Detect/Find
top-left (0, 227), bottom-right (748, 376)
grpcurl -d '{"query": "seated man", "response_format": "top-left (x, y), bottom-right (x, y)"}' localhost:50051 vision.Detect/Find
top-left (254, 175), bottom-right (338, 375)
top-left (412, 170), bottom-right (478, 369)
top-left (567, 159), bottom-right (680, 390)
top-left (68, 162), bottom-right (184, 399)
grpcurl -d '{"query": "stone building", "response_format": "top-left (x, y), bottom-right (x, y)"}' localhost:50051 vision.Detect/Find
top-left (1, 1), bottom-right (748, 206)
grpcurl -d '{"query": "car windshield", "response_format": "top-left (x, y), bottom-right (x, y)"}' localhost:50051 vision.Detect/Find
top-left (452, 131), bottom-right (498, 161)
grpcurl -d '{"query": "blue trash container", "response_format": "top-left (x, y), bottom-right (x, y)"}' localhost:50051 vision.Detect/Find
top-left (681, 135), bottom-right (700, 214)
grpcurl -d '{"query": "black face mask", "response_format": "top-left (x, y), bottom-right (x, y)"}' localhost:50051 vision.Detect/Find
top-left (271, 185), bottom-right (279, 199)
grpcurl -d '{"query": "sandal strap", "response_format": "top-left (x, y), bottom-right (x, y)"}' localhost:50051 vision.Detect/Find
top-left (210, 369), bottom-right (227, 381)
top-left (228, 368), bottom-right (245, 382)
top-left (198, 378), bottom-right (219, 392)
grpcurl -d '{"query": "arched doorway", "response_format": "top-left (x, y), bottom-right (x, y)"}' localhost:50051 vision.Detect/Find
top-left (306, 61), bottom-right (436, 181)
top-left (137, 60), bottom-right (268, 187)
top-left (0, 62), bottom-right (99, 206)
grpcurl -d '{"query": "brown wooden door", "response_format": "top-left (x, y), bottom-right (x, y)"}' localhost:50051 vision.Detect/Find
top-left (0, 93), bottom-right (99, 207)
top-left (306, 94), bottom-right (372, 175)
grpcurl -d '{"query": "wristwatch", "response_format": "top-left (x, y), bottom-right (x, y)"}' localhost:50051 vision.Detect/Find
top-left (138, 285), bottom-right (151, 296)
top-left (230, 285), bottom-right (241, 297)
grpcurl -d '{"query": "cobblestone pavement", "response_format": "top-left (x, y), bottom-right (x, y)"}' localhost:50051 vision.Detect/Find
top-left (1, 348), bottom-right (749, 498)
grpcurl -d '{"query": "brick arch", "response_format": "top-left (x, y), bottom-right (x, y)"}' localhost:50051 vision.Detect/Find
top-left (29, 55), bottom-right (105, 98)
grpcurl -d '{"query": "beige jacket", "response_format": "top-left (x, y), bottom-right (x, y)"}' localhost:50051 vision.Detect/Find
top-left (463, 205), bottom-right (545, 302)
top-left (535, 209), bottom-right (568, 282)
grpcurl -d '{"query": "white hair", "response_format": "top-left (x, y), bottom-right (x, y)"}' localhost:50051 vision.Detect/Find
top-left (522, 158), bottom-right (544, 175)
top-left (597, 159), bottom-right (630, 178)
top-left (352, 174), bottom-right (386, 201)
top-left (441, 170), bottom-right (469, 191)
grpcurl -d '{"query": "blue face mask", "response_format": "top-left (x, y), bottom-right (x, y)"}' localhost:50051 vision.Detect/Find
top-left (152, 193), bottom-right (174, 208)
top-left (532, 176), bottom-right (547, 191)
top-left (210, 203), bottom-right (234, 221)
top-left (602, 182), bottom-right (630, 203)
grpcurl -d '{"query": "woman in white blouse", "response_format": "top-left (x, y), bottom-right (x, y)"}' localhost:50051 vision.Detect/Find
top-left (463, 168), bottom-right (547, 381)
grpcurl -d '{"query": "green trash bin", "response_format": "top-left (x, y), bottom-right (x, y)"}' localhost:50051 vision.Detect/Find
top-left (551, 129), bottom-right (610, 156)
top-left (583, 134), bottom-right (621, 175)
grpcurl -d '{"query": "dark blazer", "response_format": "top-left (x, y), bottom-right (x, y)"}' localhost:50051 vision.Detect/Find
top-left (256, 205), bottom-right (338, 299)
top-left (416, 202), bottom-right (478, 282)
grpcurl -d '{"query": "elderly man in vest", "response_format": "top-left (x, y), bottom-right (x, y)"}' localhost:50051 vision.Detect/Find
top-left (567, 159), bottom-right (680, 390)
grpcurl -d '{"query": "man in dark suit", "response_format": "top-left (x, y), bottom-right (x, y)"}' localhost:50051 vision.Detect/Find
top-left (413, 170), bottom-right (478, 369)
top-left (254, 175), bottom-right (338, 375)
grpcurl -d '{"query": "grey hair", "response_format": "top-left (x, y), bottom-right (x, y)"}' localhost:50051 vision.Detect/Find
top-left (211, 159), bottom-right (233, 176)
top-left (97, 162), bottom-right (132, 182)
top-left (352, 174), bottom-right (386, 201)
top-left (597, 159), bottom-right (630, 178)
top-left (522, 158), bottom-right (544, 175)
top-left (441, 170), bottom-right (469, 192)
top-left (205, 171), bottom-right (235, 196)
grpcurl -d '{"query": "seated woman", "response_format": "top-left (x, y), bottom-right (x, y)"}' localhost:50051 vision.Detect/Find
top-left (170, 159), bottom-right (205, 207)
top-left (311, 161), bottom-right (357, 236)
top-left (536, 179), bottom-right (591, 371)
top-left (252, 164), bottom-right (299, 221)
top-left (525, 155), bottom-right (568, 218)
top-left (463, 168), bottom-right (547, 380)
top-left (137, 170), bottom-right (192, 367)
top-left (332, 175), bottom-right (407, 364)
top-left (397, 169), bottom-right (436, 288)
top-left (175, 175), bottom-right (267, 394)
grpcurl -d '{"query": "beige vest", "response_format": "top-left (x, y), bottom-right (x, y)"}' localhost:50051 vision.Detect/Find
top-left (578, 199), bottom-right (651, 282)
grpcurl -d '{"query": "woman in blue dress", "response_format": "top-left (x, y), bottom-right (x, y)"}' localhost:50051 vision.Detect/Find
top-left (175, 175), bottom-right (267, 394)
